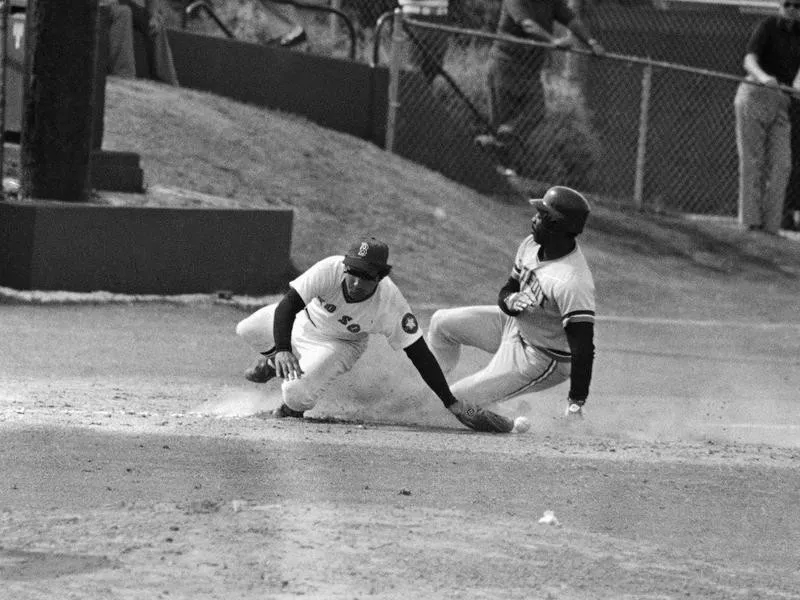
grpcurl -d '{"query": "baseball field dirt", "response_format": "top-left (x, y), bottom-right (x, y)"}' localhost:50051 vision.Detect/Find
top-left (1, 78), bottom-right (799, 599)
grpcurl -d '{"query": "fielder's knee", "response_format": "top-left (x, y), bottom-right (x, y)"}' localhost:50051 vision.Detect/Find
top-left (234, 318), bottom-right (250, 339)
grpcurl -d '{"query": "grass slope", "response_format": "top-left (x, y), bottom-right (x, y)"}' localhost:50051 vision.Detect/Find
top-left (102, 78), bottom-right (800, 321)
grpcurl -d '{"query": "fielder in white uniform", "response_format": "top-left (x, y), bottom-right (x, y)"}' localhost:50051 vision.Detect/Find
top-left (427, 186), bottom-right (596, 418)
top-left (236, 237), bottom-right (466, 420)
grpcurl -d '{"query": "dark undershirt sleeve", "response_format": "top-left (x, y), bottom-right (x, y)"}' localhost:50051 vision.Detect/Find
top-left (273, 287), bottom-right (306, 352)
top-left (404, 337), bottom-right (457, 408)
top-left (564, 321), bottom-right (595, 403)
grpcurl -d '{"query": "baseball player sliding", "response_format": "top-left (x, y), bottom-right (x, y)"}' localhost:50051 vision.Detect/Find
top-left (236, 237), bottom-right (522, 432)
top-left (427, 186), bottom-right (596, 419)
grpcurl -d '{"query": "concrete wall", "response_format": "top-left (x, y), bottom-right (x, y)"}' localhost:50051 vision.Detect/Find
top-left (0, 201), bottom-right (294, 295)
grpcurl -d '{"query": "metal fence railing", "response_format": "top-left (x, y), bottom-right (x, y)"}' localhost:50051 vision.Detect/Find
top-left (172, 1), bottom-right (800, 222)
top-left (173, 0), bottom-right (771, 74)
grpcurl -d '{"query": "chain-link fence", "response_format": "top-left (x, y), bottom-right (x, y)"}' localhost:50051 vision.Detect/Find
top-left (172, 0), bottom-right (800, 222)
top-left (174, 0), bottom-right (774, 72)
top-left (381, 11), bottom-right (800, 221)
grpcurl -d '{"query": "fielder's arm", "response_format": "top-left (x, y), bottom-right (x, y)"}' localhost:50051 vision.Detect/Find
top-left (272, 287), bottom-right (306, 379)
top-left (404, 338), bottom-right (457, 409)
top-left (404, 339), bottom-right (514, 433)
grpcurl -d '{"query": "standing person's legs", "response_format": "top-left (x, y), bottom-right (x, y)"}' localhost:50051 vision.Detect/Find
top-left (734, 83), bottom-right (788, 229)
top-left (407, 15), bottom-right (448, 84)
top-left (783, 98), bottom-right (800, 230)
top-left (735, 82), bottom-right (774, 230)
top-left (149, 29), bottom-right (179, 85)
top-left (486, 59), bottom-right (526, 171)
top-left (117, 0), bottom-right (179, 84)
top-left (106, 3), bottom-right (137, 78)
top-left (506, 73), bottom-right (545, 172)
top-left (765, 100), bottom-right (792, 234)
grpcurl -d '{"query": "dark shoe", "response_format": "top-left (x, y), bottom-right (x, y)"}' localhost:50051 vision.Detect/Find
top-left (244, 356), bottom-right (275, 383)
top-left (272, 403), bottom-right (305, 418)
top-left (279, 26), bottom-right (307, 48)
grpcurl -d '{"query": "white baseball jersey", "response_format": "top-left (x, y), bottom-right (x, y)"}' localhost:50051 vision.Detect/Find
top-left (290, 255), bottom-right (423, 351)
top-left (511, 235), bottom-right (595, 354)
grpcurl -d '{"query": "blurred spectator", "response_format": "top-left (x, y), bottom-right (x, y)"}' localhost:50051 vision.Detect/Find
top-left (259, 0), bottom-right (307, 48)
top-left (102, 0), bottom-right (179, 85)
top-left (786, 98), bottom-right (800, 231)
top-left (477, 0), bottom-right (604, 175)
top-left (399, 0), bottom-right (450, 85)
top-left (734, 1), bottom-right (800, 234)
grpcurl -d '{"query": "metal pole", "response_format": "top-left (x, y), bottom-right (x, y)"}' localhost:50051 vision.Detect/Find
top-left (634, 64), bottom-right (652, 211)
top-left (385, 8), bottom-right (404, 153)
top-left (0, 0), bottom-right (9, 190)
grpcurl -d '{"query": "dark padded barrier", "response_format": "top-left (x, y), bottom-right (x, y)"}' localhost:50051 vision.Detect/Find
top-left (0, 201), bottom-right (294, 295)
top-left (167, 30), bottom-right (512, 194)
top-left (168, 30), bottom-right (378, 141)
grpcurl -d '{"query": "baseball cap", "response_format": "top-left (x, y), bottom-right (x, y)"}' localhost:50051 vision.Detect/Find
top-left (343, 237), bottom-right (391, 278)
top-left (528, 186), bottom-right (591, 235)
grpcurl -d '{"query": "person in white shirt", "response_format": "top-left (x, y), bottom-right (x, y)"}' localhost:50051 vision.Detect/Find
top-left (236, 237), bottom-right (467, 421)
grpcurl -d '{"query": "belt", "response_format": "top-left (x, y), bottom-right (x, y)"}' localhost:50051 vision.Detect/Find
top-left (518, 334), bottom-right (571, 362)
top-left (401, 6), bottom-right (448, 16)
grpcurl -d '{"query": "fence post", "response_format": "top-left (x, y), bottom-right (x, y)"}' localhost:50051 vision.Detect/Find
top-left (634, 63), bottom-right (652, 211)
top-left (0, 0), bottom-right (9, 188)
top-left (385, 9), bottom-right (404, 153)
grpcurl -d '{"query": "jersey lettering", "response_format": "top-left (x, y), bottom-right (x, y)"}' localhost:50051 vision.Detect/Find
top-left (338, 314), bottom-right (361, 333)
top-left (323, 302), bottom-right (336, 313)
top-left (519, 269), bottom-right (546, 307)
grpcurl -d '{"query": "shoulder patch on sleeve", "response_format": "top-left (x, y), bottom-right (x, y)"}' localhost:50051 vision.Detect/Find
top-left (401, 313), bottom-right (419, 334)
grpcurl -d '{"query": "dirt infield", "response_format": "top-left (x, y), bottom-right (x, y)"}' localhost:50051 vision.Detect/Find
top-left (1, 302), bottom-right (799, 599)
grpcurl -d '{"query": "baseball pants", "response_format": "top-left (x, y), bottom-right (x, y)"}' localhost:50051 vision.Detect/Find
top-left (427, 305), bottom-right (570, 410)
top-left (734, 80), bottom-right (791, 234)
top-left (236, 304), bottom-right (368, 412)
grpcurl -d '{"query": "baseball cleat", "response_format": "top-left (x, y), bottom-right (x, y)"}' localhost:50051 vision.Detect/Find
top-left (244, 356), bottom-right (276, 383)
top-left (564, 403), bottom-right (583, 418)
top-left (272, 403), bottom-right (305, 419)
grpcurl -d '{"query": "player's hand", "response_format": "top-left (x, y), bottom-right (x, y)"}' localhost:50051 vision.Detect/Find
top-left (761, 75), bottom-right (779, 88)
top-left (273, 350), bottom-right (304, 381)
top-left (587, 39), bottom-right (605, 56)
top-left (551, 36), bottom-right (572, 50)
top-left (564, 400), bottom-right (584, 418)
top-left (505, 290), bottom-right (536, 312)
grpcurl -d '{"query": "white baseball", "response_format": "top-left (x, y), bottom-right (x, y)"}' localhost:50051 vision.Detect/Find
top-left (513, 416), bottom-right (531, 434)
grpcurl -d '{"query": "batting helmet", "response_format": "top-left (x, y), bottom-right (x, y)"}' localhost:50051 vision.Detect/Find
top-left (529, 186), bottom-right (591, 235)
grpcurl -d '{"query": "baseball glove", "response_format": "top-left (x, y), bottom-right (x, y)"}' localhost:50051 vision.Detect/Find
top-left (451, 404), bottom-right (514, 434)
